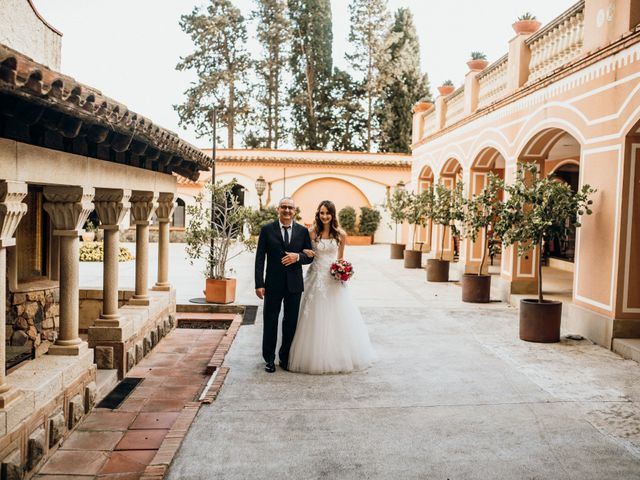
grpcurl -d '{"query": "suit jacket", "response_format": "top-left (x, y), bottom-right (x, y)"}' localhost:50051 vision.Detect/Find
top-left (254, 220), bottom-right (313, 294)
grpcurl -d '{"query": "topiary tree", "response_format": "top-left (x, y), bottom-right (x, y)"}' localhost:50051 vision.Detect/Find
top-left (338, 206), bottom-right (357, 235)
top-left (385, 187), bottom-right (409, 244)
top-left (430, 182), bottom-right (465, 261)
top-left (359, 206), bottom-right (381, 236)
top-left (403, 189), bottom-right (433, 250)
top-left (497, 163), bottom-right (595, 303)
top-left (460, 173), bottom-right (504, 275)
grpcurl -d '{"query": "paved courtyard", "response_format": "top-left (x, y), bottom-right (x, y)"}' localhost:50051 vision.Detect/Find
top-left (81, 243), bottom-right (640, 479)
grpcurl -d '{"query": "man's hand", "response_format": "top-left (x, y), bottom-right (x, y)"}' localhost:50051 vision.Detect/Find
top-left (303, 249), bottom-right (315, 257)
top-left (255, 288), bottom-right (265, 299)
top-left (281, 252), bottom-right (299, 266)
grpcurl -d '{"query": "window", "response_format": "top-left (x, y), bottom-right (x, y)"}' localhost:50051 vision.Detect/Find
top-left (15, 185), bottom-right (49, 282)
top-left (172, 198), bottom-right (186, 228)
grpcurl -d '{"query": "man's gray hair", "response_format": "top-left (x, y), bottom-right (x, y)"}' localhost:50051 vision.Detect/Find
top-left (278, 197), bottom-right (295, 207)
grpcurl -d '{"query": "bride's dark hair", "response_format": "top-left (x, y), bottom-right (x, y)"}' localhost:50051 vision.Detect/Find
top-left (313, 200), bottom-right (341, 244)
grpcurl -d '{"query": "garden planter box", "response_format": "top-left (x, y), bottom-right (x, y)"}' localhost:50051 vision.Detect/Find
top-left (346, 235), bottom-right (372, 246)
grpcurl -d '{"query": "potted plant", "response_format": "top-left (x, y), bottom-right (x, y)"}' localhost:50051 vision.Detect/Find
top-left (413, 101), bottom-right (433, 113)
top-left (403, 189), bottom-right (433, 269)
top-left (459, 173), bottom-right (504, 302)
top-left (467, 51), bottom-right (489, 71)
top-left (498, 163), bottom-right (595, 342)
top-left (426, 182), bottom-right (464, 282)
top-left (438, 80), bottom-right (455, 96)
top-left (185, 179), bottom-right (255, 304)
top-left (359, 206), bottom-right (381, 241)
top-left (82, 219), bottom-right (97, 242)
top-left (338, 206), bottom-right (368, 245)
top-left (385, 186), bottom-right (409, 259)
top-left (513, 12), bottom-right (541, 35)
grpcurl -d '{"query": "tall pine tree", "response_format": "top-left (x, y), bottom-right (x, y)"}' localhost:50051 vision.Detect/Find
top-left (376, 8), bottom-right (431, 153)
top-left (328, 68), bottom-right (366, 151)
top-left (175, 0), bottom-right (250, 148)
top-left (346, 0), bottom-right (389, 152)
top-left (248, 0), bottom-right (290, 148)
top-left (287, 0), bottom-right (333, 150)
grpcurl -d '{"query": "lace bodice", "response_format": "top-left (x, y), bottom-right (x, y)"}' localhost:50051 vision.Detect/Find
top-left (311, 237), bottom-right (339, 269)
top-left (304, 238), bottom-right (339, 296)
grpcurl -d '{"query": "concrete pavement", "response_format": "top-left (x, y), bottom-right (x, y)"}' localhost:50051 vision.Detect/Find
top-left (146, 244), bottom-right (640, 480)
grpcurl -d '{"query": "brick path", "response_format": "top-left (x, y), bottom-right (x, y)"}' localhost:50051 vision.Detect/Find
top-left (35, 314), bottom-right (240, 479)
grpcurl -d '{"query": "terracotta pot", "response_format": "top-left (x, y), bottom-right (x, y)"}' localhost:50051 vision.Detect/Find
top-left (467, 59), bottom-right (489, 71)
top-left (390, 243), bottom-right (405, 259)
top-left (512, 19), bottom-right (541, 35)
top-left (437, 85), bottom-right (455, 96)
top-left (413, 102), bottom-right (433, 113)
top-left (82, 232), bottom-right (96, 242)
top-left (205, 278), bottom-right (236, 304)
top-left (346, 235), bottom-right (373, 246)
top-left (519, 299), bottom-right (562, 343)
top-left (461, 274), bottom-right (491, 303)
top-left (403, 250), bottom-right (422, 269)
top-left (426, 259), bottom-right (450, 282)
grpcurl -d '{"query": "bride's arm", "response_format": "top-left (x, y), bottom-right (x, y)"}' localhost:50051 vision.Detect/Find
top-left (303, 228), bottom-right (316, 258)
top-left (337, 229), bottom-right (346, 260)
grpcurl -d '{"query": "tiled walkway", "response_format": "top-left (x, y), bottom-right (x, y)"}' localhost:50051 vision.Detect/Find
top-left (35, 316), bottom-right (240, 480)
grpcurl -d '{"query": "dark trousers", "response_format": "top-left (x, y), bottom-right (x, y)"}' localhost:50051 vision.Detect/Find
top-left (262, 289), bottom-right (302, 367)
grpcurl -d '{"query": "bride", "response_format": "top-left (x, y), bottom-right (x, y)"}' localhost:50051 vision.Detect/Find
top-left (288, 200), bottom-right (375, 374)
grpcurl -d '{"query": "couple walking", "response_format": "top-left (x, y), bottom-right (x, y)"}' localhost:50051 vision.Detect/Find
top-left (254, 197), bottom-right (374, 374)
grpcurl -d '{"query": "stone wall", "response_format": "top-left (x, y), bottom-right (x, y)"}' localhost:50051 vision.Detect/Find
top-left (6, 286), bottom-right (59, 359)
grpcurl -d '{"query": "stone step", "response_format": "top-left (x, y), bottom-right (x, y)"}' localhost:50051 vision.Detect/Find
top-left (612, 338), bottom-right (640, 364)
top-left (95, 369), bottom-right (119, 403)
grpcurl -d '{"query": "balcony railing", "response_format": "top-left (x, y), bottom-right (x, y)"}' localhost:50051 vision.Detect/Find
top-left (421, 110), bottom-right (437, 138)
top-left (477, 54), bottom-right (508, 109)
top-left (526, 1), bottom-right (585, 84)
top-left (445, 88), bottom-right (465, 127)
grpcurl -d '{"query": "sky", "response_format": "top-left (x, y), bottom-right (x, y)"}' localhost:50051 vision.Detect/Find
top-left (33, 0), bottom-right (577, 149)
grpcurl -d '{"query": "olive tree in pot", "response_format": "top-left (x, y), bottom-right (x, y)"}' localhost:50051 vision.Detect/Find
top-left (185, 179), bottom-right (255, 304)
top-left (427, 182), bottom-right (464, 282)
top-left (385, 187), bottom-right (409, 259)
top-left (403, 189), bottom-right (433, 268)
top-left (499, 163), bottom-right (595, 342)
top-left (460, 173), bottom-right (504, 303)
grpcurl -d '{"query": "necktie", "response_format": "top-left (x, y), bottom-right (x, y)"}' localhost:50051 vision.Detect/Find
top-left (283, 225), bottom-right (290, 246)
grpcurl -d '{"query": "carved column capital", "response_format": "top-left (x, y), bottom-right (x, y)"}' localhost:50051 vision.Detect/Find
top-left (155, 192), bottom-right (176, 222)
top-left (130, 190), bottom-right (158, 225)
top-left (43, 186), bottom-right (95, 234)
top-left (0, 181), bottom-right (28, 248)
top-left (94, 188), bottom-right (131, 229)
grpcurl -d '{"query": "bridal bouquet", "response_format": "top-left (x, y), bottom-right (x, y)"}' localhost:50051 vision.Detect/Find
top-left (330, 259), bottom-right (354, 283)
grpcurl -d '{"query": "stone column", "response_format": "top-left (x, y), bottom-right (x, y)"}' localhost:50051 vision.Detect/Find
top-left (44, 186), bottom-right (94, 355)
top-left (129, 191), bottom-right (157, 306)
top-left (153, 192), bottom-right (175, 291)
top-left (94, 189), bottom-right (131, 326)
top-left (0, 181), bottom-right (27, 407)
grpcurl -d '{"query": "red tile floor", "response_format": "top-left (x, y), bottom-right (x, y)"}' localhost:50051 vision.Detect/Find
top-left (35, 315), bottom-right (241, 479)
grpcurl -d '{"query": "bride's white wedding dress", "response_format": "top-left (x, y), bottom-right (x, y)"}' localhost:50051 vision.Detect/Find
top-left (288, 237), bottom-right (374, 374)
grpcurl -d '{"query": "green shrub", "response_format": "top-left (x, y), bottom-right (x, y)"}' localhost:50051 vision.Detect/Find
top-left (338, 206), bottom-right (357, 235)
top-left (359, 206), bottom-right (381, 236)
top-left (470, 51), bottom-right (487, 60)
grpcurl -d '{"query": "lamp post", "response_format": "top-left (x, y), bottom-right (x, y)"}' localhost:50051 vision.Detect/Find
top-left (395, 180), bottom-right (406, 192)
top-left (255, 176), bottom-right (266, 210)
top-left (209, 109), bottom-right (217, 280)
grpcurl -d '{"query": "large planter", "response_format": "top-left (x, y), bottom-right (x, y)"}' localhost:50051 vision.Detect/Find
top-left (82, 231), bottom-right (96, 242)
top-left (403, 250), bottom-right (422, 269)
top-left (413, 102), bottom-right (433, 113)
top-left (437, 85), bottom-right (455, 96)
top-left (205, 278), bottom-right (236, 304)
top-left (467, 59), bottom-right (489, 71)
top-left (390, 243), bottom-right (405, 259)
top-left (461, 274), bottom-right (491, 303)
top-left (426, 258), bottom-right (450, 282)
top-left (512, 19), bottom-right (541, 35)
top-left (346, 235), bottom-right (372, 246)
top-left (519, 299), bottom-right (562, 343)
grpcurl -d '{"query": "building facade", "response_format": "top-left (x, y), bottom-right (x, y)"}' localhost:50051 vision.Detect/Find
top-left (411, 0), bottom-right (640, 349)
top-left (0, 2), bottom-right (209, 476)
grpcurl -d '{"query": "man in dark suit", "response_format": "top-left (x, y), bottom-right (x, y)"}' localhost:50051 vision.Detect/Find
top-left (255, 197), bottom-right (313, 372)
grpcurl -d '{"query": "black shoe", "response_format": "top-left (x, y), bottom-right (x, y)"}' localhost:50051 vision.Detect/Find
top-left (265, 362), bottom-right (276, 373)
top-left (279, 362), bottom-right (289, 371)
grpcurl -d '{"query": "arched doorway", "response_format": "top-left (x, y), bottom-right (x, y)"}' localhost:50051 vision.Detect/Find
top-left (172, 198), bottom-right (186, 228)
top-left (437, 158), bottom-right (463, 261)
top-left (466, 147), bottom-right (506, 273)
top-left (417, 165), bottom-right (434, 251)
top-left (292, 178), bottom-right (370, 226)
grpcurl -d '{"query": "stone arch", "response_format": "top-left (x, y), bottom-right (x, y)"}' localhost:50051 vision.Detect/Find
top-left (291, 178), bottom-right (370, 226)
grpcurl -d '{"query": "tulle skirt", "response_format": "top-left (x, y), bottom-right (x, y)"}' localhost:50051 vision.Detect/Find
top-left (288, 271), bottom-right (374, 374)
